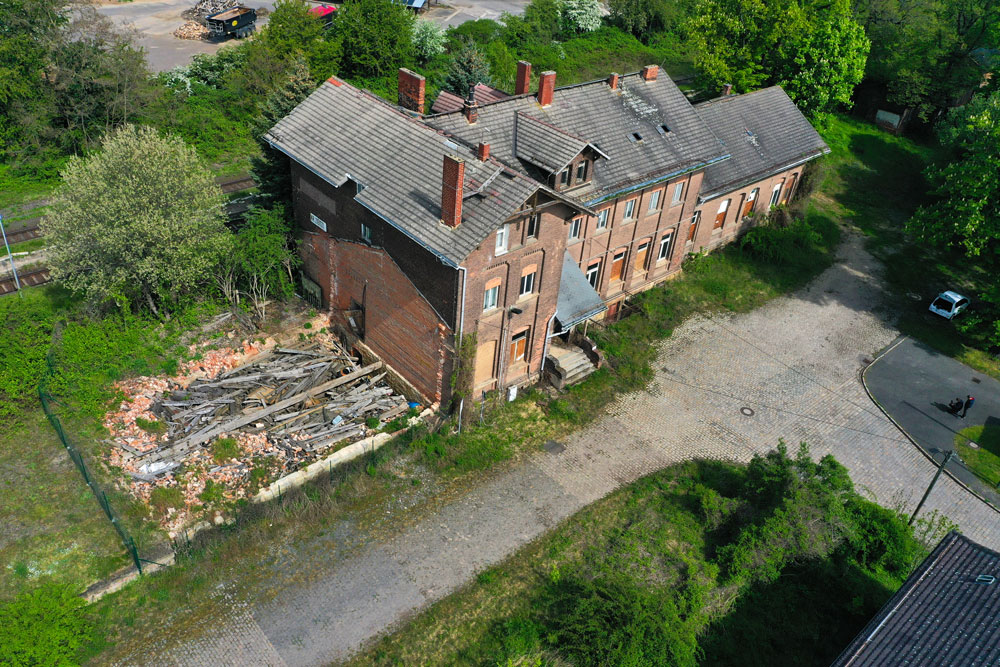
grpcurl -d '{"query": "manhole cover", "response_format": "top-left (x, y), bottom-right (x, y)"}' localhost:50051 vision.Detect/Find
top-left (543, 440), bottom-right (566, 454)
top-left (740, 407), bottom-right (755, 417)
top-left (907, 292), bottom-right (922, 301)
top-left (972, 377), bottom-right (981, 384)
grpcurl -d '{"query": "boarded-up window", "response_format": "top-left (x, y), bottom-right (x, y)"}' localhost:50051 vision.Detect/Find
top-left (782, 174), bottom-right (797, 204)
top-left (509, 328), bottom-right (529, 363)
top-left (474, 340), bottom-right (497, 386)
top-left (634, 241), bottom-right (650, 272)
top-left (714, 199), bottom-right (730, 229)
top-left (610, 250), bottom-right (626, 282)
top-left (687, 211), bottom-right (700, 242)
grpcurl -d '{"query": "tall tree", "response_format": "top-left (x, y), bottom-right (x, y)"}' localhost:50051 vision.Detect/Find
top-left (443, 39), bottom-right (493, 96)
top-left (41, 125), bottom-right (229, 314)
top-left (251, 57), bottom-right (316, 208)
top-left (688, 0), bottom-right (869, 117)
top-left (334, 0), bottom-right (415, 78)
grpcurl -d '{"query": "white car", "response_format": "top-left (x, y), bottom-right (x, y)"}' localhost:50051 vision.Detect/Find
top-left (928, 291), bottom-right (969, 320)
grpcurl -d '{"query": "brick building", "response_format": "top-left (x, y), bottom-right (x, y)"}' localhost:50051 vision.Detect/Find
top-left (265, 63), bottom-right (828, 405)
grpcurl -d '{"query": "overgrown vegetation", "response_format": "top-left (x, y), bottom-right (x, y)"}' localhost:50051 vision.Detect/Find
top-left (353, 445), bottom-right (950, 666)
top-left (0, 580), bottom-right (95, 666)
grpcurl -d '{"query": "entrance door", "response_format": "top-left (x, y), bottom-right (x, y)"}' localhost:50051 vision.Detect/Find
top-left (474, 340), bottom-right (497, 387)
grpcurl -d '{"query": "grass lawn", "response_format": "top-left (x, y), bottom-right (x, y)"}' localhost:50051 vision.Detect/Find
top-left (350, 451), bottom-right (934, 666)
top-left (955, 424), bottom-right (1000, 487)
top-left (816, 116), bottom-right (1000, 379)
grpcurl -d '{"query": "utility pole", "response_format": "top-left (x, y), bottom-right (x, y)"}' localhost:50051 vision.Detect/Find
top-left (909, 450), bottom-right (954, 526)
top-left (0, 215), bottom-right (22, 297)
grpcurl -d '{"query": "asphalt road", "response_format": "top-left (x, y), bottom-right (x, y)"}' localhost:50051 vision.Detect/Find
top-left (865, 336), bottom-right (1000, 502)
top-left (97, 0), bottom-right (530, 72)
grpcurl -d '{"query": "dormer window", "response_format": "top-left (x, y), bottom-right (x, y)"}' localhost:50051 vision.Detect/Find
top-left (559, 169), bottom-right (570, 186)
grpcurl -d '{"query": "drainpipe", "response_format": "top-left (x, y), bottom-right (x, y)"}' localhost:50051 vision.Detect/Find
top-left (456, 266), bottom-right (467, 428)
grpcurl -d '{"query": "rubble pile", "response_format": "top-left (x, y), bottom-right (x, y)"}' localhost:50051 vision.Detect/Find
top-left (103, 333), bottom-right (411, 532)
top-left (173, 21), bottom-right (209, 40)
top-left (182, 0), bottom-right (239, 23)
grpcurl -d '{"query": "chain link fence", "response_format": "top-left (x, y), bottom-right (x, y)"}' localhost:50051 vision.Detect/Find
top-left (38, 324), bottom-right (145, 574)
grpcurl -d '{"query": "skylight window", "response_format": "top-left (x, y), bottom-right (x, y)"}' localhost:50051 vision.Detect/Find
top-left (657, 124), bottom-right (670, 135)
top-left (629, 132), bottom-right (643, 143)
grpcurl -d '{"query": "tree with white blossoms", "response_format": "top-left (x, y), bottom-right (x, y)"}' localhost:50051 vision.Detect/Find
top-left (561, 0), bottom-right (603, 34)
top-left (41, 124), bottom-right (229, 315)
top-left (412, 19), bottom-right (446, 63)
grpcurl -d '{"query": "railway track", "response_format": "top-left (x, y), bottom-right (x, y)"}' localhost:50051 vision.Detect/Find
top-left (0, 267), bottom-right (51, 296)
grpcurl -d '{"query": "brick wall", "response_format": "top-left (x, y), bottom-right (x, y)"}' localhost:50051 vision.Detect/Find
top-left (326, 239), bottom-right (451, 403)
top-left (461, 193), bottom-right (574, 393)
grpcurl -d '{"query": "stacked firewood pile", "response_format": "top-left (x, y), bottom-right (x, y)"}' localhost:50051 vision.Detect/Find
top-left (173, 21), bottom-right (209, 39)
top-left (104, 335), bottom-right (412, 532)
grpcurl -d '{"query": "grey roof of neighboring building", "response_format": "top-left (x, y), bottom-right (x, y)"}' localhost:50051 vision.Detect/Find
top-left (555, 250), bottom-right (606, 331)
top-left (425, 72), bottom-right (730, 205)
top-left (694, 87), bottom-right (830, 200)
top-left (832, 531), bottom-right (1000, 667)
top-left (266, 79), bottom-right (548, 267)
top-left (431, 83), bottom-right (510, 114)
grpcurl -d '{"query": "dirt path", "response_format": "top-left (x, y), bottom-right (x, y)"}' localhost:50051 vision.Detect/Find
top-left (117, 231), bottom-right (1000, 666)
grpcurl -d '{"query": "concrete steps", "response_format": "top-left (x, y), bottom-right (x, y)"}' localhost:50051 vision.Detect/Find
top-left (547, 342), bottom-right (597, 390)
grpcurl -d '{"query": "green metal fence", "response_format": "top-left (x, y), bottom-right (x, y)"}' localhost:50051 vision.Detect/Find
top-left (38, 328), bottom-right (144, 574)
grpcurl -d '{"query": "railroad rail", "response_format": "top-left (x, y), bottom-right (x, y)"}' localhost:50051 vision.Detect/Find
top-left (0, 266), bottom-right (50, 295)
top-left (5, 224), bottom-right (41, 245)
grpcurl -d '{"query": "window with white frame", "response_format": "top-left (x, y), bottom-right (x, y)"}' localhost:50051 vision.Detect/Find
top-left (360, 223), bottom-right (373, 243)
top-left (586, 260), bottom-right (600, 288)
top-left (559, 169), bottom-right (570, 186)
top-left (770, 182), bottom-right (783, 207)
top-left (526, 213), bottom-right (540, 239)
top-left (519, 269), bottom-right (536, 296)
top-left (596, 209), bottom-right (609, 229)
top-left (658, 231), bottom-right (674, 261)
top-left (671, 182), bottom-right (684, 204)
top-left (483, 284), bottom-right (499, 311)
top-left (648, 190), bottom-right (661, 212)
top-left (623, 199), bottom-right (636, 220)
top-left (309, 213), bottom-right (327, 232)
top-left (495, 224), bottom-right (509, 254)
top-left (568, 217), bottom-right (582, 240)
top-left (576, 161), bottom-right (589, 182)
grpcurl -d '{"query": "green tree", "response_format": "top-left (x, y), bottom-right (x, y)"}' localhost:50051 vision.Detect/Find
top-left (251, 57), bottom-right (315, 208)
top-left (413, 18), bottom-right (447, 63)
top-left (334, 0), bottom-right (415, 78)
top-left (443, 39), bottom-right (493, 96)
top-left (222, 207), bottom-right (298, 320)
top-left (0, 581), bottom-right (94, 666)
top-left (688, 0), bottom-right (869, 117)
top-left (256, 0), bottom-right (341, 80)
top-left (561, 0), bottom-right (603, 34)
top-left (41, 125), bottom-right (229, 314)
top-left (609, 0), bottom-right (669, 36)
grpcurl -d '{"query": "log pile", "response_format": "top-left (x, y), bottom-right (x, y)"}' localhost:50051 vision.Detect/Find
top-left (173, 21), bottom-right (209, 40)
top-left (103, 333), bottom-right (412, 532)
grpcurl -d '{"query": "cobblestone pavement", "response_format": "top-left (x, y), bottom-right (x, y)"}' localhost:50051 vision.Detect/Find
top-left (130, 232), bottom-right (1000, 666)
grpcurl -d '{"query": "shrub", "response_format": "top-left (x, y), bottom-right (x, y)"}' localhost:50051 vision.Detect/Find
top-left (199, 479), bottom-right (225, 504)
top-left (739, 217), bottom-right (821, 264)
top-left (149, 486), bottom-right (185, 515)
top-left (413, 19), bottom-right (446, 62)
top-left (135, 417), bottom-right (166, 434)
top-left (0, 581), bottom-right (94, 666)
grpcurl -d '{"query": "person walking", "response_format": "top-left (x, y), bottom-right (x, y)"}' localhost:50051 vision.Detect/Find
top-left (961, 395), bottom-right (975, 418)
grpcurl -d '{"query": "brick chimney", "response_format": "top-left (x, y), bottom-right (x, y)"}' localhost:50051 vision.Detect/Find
top-left (722, 82), bottom-right (733, 96)
top-left (537, 71), bottom-right (556, 107)
top-left (640, 65), bottom-right (659, 82)
top-left (608, 72), bottom-right (620, 90)
top-left (516, 60), bottom-right (532, 95)
top-left (441, 155), bottom-right (464, 228)
top-left (397, 68), bottom-right (425, 113)
top-left (463, 90), bottom-right (479, 124)
top-left (477, 142), bottom-right (490, 161)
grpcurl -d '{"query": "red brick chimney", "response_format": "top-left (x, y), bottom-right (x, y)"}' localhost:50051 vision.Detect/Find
top-left (722, 82), bottom-right (733, 96)
top-left (477, 142), bottom-right (490, 161)
top-left (441, 155), bottom-right (464, 228)
top-left (516, 60), bottom-right (532, 95)
top-left (608, 72), bottom-right (620, 90)
top-left (640, 65), bottom-right (659, 82)
top-left (397, 68), bottom-right (425, 113)
top-left (537, 71), bottom-right (556, 107)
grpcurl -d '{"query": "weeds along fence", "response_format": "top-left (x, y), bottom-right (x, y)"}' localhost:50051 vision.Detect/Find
top-left (38, 323), bottom-right (145, 574)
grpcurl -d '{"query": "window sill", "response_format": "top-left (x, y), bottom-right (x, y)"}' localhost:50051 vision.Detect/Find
top-left (516, 293), bottom-right (538, 304)
top-left (669, 201), bottom-right (683, 207)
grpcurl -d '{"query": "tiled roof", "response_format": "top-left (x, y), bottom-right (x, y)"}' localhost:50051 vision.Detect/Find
top-left (265, 79), bottom-right (542, 266)
top-left (514, 112), bottom-right (589, 174)
top-left (425, 72), bottom-right (730, 205)
top-left (694, 87), bottom-right (829, 200)
top-left (431, 83), bottom-right (510, 114)
top-left (832, 532), bottom-right (1000, 667)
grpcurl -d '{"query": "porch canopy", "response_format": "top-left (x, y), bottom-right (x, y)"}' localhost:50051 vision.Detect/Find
top-left (554, 250), bottom-right (606, 334)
